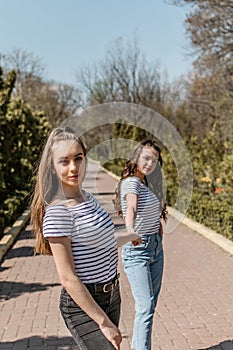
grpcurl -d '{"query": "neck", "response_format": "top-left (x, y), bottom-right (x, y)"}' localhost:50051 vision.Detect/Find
top-left (135, 170), bottom-right (145, 182)
top-left (56, 188), bottom-right (83, 200)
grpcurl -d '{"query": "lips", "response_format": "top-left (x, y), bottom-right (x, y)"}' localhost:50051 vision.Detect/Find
top-left (68, 175), bottom-right (78, 180)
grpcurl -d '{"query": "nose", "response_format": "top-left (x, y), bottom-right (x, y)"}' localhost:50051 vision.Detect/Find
top-left (70, 160), bottom-right (78, 172)
top-left (147, 159), bottom-right (153, 166)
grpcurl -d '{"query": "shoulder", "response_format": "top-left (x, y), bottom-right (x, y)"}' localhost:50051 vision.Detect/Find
top-left (83, 190), bottom-right (95, 201)
top-left (43, 204), bottom-right (73, 237)
top-left (121, 176), bottom-right (141, 194)
top-left (82, 191), bottom-right (100, 208)
top-left (122, 176), bottom-right (141, 185)
top-left (44, 203), bottom-right (73, 222)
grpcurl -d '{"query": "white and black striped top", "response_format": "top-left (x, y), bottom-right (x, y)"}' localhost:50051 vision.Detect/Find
top-left (43, 191), bottom-right (118, 284)
top-left (120, 176), bottom-right (160, 236)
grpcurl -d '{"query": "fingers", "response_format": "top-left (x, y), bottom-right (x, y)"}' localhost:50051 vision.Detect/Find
top-left (112, 331), bottom-right (122, 349)
top-left (100, 323), bottom-right (122, 349)
top-left (112, 340), bottom-right (120, 350)
top-left (131, 237), bottom-right (142, 246)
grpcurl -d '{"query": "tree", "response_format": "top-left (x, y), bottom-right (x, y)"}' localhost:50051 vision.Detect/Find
top-left (1, 48), bottom-right (44, 98)
top-left (1, 48), bottom-right (82, 127)
top-left (185, 72), bottom-right (233, 142)
top-left (76, 37), bottom-right (170, 114)
top-left (169, 0), bottom-right (233, 141)
top-left (183, 1), bottom-right (233, 84)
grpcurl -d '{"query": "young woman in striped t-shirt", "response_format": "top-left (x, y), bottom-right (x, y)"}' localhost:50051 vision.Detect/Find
top-left (31, 127), bottom-right (129, 350)
top-left (114, 140), bottom-right (167, 350)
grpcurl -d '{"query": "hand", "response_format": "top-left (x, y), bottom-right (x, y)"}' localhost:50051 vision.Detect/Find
top-left (131, 237), bottom-right (142, 246)
top-left (99, 320), bottom-right (122, 349)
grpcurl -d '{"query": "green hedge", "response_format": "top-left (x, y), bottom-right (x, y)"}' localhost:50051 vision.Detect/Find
top-left (0, 68), bottom-right (49, 239)
top-left (187, 192), bottom-right (233, 240)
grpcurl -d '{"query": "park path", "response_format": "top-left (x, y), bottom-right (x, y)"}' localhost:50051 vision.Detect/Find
top-left (0, 160), bottom-right (233, 350)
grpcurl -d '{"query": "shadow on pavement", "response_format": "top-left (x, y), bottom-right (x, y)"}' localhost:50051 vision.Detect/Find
top-left (0, 265), bottom-right (10, 272)
top-left (199, 339), bottom-right (233, 350)
top-left (0, 281), bottom-right (60, 301)
top-left (4, 246), bottom-right (35, 259)
top-left (1, 228), bottom-right (34, 261)
top-left (0, 335), bottom-right (78, 350)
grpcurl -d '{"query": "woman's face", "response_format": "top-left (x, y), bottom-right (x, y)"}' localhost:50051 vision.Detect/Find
top-left (137, 145), bottom-right (159, 176)
top-left (52, 140), bottom-right (86, 194)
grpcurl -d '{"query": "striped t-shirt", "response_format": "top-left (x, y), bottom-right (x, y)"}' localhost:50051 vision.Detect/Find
top-left (43, 191), bottom-right (118, 284)
top-left (120, 176), bottom-right (160, 236)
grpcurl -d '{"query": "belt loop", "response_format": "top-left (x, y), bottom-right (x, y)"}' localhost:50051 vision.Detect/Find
top-left (94, 284), bottom-right (97, 294)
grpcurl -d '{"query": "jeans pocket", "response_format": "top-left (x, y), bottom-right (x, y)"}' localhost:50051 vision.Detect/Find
top-left (122, 242), bottom-right (147, 265)
top-left (156, 234), bottom-right (163, 255)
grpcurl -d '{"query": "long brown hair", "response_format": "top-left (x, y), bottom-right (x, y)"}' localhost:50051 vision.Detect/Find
top-left (113, 140), bottom-right (167, 221)
top-left (30, 127), bottom-right (87, 255)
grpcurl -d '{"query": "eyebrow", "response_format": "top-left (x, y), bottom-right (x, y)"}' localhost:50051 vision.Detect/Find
top-left (144, 155), bottom-right (159, 160)
top-left (57, 152), bottom-right (84, 160)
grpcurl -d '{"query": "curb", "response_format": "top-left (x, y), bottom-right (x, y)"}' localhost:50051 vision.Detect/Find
top-left (100, 164), bottom-right (233, 256)
top-left (167, 207), bottom-right (233, 256)
top-left (0, 208), bottom-right (31, 262)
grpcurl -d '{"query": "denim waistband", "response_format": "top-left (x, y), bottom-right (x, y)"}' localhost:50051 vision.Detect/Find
top-left (140, 233), bottom-right (160, 242)
top-left (85, 273), bottom-right (120, 294)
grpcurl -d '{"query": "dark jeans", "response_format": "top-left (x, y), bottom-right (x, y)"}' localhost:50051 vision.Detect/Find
top-left (59, 282), bottom-right (121, 350)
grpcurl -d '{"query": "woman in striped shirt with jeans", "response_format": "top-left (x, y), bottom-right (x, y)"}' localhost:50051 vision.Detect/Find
top-left (113, 140), bottom-right (167, 350)
top-left (31, 127), bottom-right (140, 350)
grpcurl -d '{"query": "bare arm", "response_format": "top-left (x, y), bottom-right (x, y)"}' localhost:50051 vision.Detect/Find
top-left (124, 193), bottom-right (142, 246)
top-left (114, 229), bottom-right (140, 247)
top-left (48, 236), bottom-right (122, 349)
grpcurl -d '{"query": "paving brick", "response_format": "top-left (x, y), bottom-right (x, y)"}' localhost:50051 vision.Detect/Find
top-left (0, 161), bottom-right (233, 350)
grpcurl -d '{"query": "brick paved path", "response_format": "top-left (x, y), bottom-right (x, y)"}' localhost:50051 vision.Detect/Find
top-left (0, 161), bottom-right (233, 350)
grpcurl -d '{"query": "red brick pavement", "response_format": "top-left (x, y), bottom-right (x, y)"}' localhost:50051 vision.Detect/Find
top-left (0, 161), bottom-right (233, 350)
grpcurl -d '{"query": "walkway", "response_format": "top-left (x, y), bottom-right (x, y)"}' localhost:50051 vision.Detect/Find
top-left (0, 161), bottom-right (233, 350)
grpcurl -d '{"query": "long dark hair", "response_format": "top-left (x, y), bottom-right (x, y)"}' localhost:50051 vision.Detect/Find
top-left (113, 139), bottom-right (167, 221)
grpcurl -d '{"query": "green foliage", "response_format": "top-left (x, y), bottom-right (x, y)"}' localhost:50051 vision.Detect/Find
top-left (187, 131), bottom-right (225, 183)
top-left (0, 68), bottom-right (49, 238)
top-left (162, 149), bottom-right (178, 207)
top-left (112, 121), bottom-right (148, 141)
top-left (187, 192), bottom-right (233, 241)
top-left (103, 159), bottom-right (125, 177)
top-left (103, 125), bottom-right (233, 241)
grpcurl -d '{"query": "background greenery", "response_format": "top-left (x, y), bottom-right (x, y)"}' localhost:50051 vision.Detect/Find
top-left (0, 68), bottom-right (49, 237)
top-left (0, 0), bottom-right (232, 241)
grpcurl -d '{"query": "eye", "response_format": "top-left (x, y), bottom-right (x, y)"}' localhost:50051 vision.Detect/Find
top-left (59, 159), bottom-right (68, 165)
top-left (75, 156), bottom-right (84, 162)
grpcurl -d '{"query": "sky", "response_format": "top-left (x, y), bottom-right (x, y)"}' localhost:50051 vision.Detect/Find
top-left (0, 0), bottom-right (193, 86)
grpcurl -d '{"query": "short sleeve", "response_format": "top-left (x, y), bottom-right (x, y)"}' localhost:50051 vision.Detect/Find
top-left (43, 204), bottom-right (73, 238)
top-left (121, 177), bottom-right (141, 199)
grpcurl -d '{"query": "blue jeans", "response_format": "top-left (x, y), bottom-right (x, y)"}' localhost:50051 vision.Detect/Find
top-left (122, 233), bottom-right (164, 350)
top-left (59, 280), bottom-right (121, 350)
